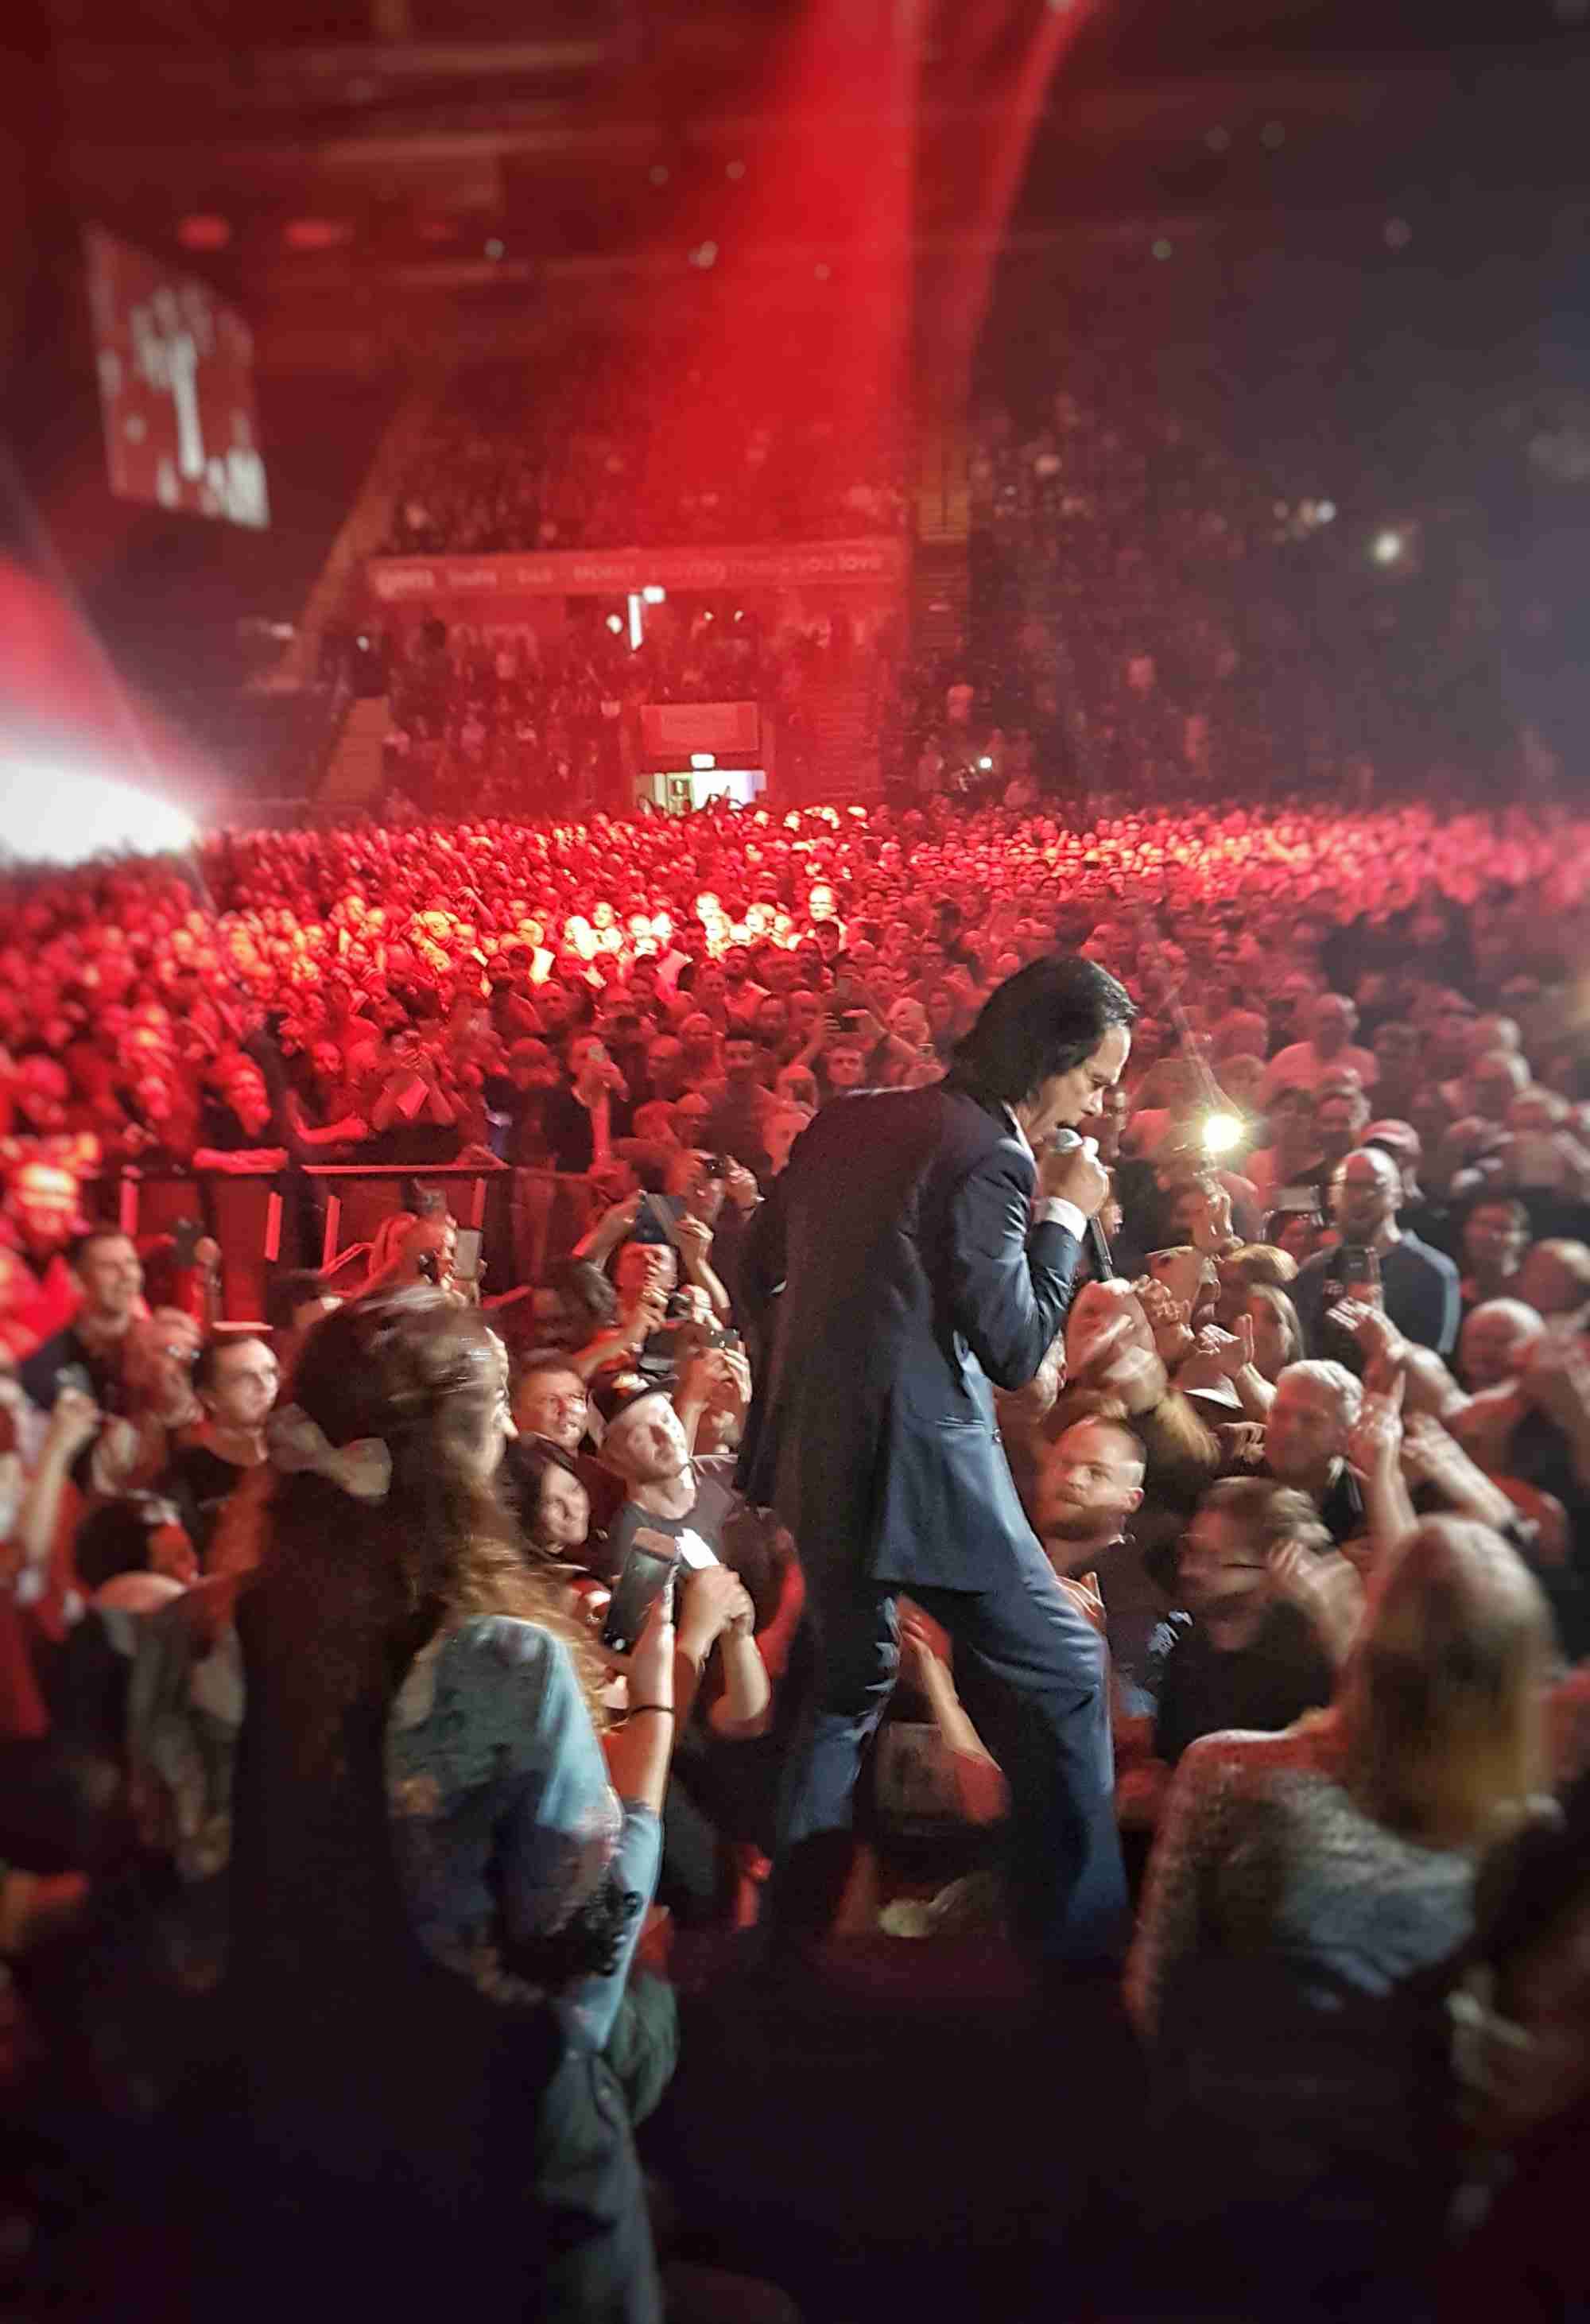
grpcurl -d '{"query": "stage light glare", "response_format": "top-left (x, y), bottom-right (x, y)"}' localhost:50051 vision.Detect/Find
top-left (977, 755), bottom-right (994, 770)
top-left (1202, 1111), bottom-right (1245, 1158)
top-left (1317, 500), bottom-right (1336, 522)
top-left (1373, 530), bottom-right (1403, 566)
top-left (0, 764), bottom-right (198, 867)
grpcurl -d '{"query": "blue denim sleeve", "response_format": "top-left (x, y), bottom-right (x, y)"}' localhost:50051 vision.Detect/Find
top-left (558, 1802), bottom-right (662, 2051)
top-left (389, 1617), bottom-right (661, 2047)
top-left (464, 1621), bottom-right (662, 2050)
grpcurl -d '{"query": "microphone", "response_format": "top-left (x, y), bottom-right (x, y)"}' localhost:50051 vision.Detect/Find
top-left (1049, 1127), bottom-right (1115, 1279)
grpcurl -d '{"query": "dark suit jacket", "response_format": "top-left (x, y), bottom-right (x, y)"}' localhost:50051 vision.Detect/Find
top-left (540, 1084), bottom-right (636, 1175)
top-left (736, 1084), bottom-right (1081, 1589)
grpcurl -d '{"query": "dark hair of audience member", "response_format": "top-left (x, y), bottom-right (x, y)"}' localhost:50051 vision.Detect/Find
top-left (510, 1435), bottom-right (587, 1554)
top-left (550, 1255), bottom-right (619, 1332)
top-left (258, 1290), bottom-right (602, 1768)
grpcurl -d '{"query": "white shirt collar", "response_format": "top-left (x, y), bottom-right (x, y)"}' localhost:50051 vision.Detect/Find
top-left (1002, 1105), bottom-right (1034, 1162)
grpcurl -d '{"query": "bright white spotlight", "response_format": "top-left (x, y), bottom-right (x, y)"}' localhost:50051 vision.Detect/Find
top-left (0, 763), bottom-right (198, 867)
top-left (1372, 530), bottom-right (1403, 566)
top-left (1201, 1111), bottom-right (1245, 1158)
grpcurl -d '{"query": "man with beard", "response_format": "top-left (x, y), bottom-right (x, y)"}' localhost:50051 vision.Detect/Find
top-left (1029, 1409), bottom-right (1176, 1715)
top-left (1294, 1144), bottom-right (1460, 1358)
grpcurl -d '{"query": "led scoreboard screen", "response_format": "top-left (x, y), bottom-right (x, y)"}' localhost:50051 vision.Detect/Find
top-left (85, 226), bottom-right (269, 530)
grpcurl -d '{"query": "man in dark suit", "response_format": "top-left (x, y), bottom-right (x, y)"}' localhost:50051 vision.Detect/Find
top-left (738, 956), bottom-right (1134, 1964)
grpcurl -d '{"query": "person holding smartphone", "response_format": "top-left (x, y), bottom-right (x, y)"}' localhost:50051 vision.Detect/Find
top-left (591, 1372), bottom-right (772, 1924)
top-left (1293, 1145), bottom-right (1461, 1360)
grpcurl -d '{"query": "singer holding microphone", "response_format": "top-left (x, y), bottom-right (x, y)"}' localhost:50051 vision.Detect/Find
top-left (738, 956), bottom-right (1134, 1965)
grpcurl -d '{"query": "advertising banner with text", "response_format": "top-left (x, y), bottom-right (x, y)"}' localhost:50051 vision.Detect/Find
top-left (638, 700), bottom-right (761, 760)
top-left (368, 535), bottom-right (909, 604)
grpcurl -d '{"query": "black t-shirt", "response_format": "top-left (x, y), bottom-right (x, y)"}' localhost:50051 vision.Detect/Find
top-left (602, 1459), bottom-right (735, 1578)
top-left (1154, 1600), bottom-right (1335, 1767)
top-left (20, 1325), bottom-right (124, 1417)
top-left (161, 1442), bottom-right (251, 1562)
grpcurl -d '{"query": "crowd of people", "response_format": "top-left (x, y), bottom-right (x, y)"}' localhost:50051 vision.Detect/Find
top-left (336, 244), bottom-right (1590, 845)
top-left (925, 246), bottom-right (1575, 815)
top-left (6, 792), bottom-right (1590, 1197)
top-left (377, 598), bottom-right (894, 824)
top-left (4, 783), bottom-right (1590, 2316)
top-left (381, 312), bottom-right (908, 561)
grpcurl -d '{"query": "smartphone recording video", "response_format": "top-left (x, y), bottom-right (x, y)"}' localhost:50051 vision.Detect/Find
top-left (600, 1538), bottom-right (679, 1655)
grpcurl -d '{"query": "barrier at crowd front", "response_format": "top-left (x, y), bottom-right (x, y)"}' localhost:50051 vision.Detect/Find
top-left (107, 1163), bottom-right (607, 1324)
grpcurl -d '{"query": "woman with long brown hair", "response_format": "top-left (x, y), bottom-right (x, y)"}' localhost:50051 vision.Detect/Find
top-left (196, 1287), bottom-right (675, 2323)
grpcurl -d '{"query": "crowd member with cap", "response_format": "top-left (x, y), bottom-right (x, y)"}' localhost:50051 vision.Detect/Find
top-left (589, 1367), bottom-right (773, 1922)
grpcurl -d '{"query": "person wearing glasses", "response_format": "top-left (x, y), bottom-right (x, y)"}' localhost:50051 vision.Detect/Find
top-left (1150, 1476), bottom-right (1345, 1771)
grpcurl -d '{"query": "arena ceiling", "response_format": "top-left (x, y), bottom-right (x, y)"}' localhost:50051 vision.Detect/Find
top-left (12, 0), bottom-right (1588, 372)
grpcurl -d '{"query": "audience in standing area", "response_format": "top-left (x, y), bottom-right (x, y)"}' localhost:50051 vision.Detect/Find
top-left (4, 779), bottom-right (1590, 2321)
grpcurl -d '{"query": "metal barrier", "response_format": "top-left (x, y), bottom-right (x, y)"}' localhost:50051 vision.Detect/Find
top-left (115, 1162), bottom-right (604, 1322)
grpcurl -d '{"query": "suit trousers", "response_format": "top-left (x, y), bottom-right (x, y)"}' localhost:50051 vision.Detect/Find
top-left (772, 1528), bottom-right (1129, 1964)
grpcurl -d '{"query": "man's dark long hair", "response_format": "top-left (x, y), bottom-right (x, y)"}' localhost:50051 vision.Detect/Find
top-left (948, 954), bottom-right (1136, 1111)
